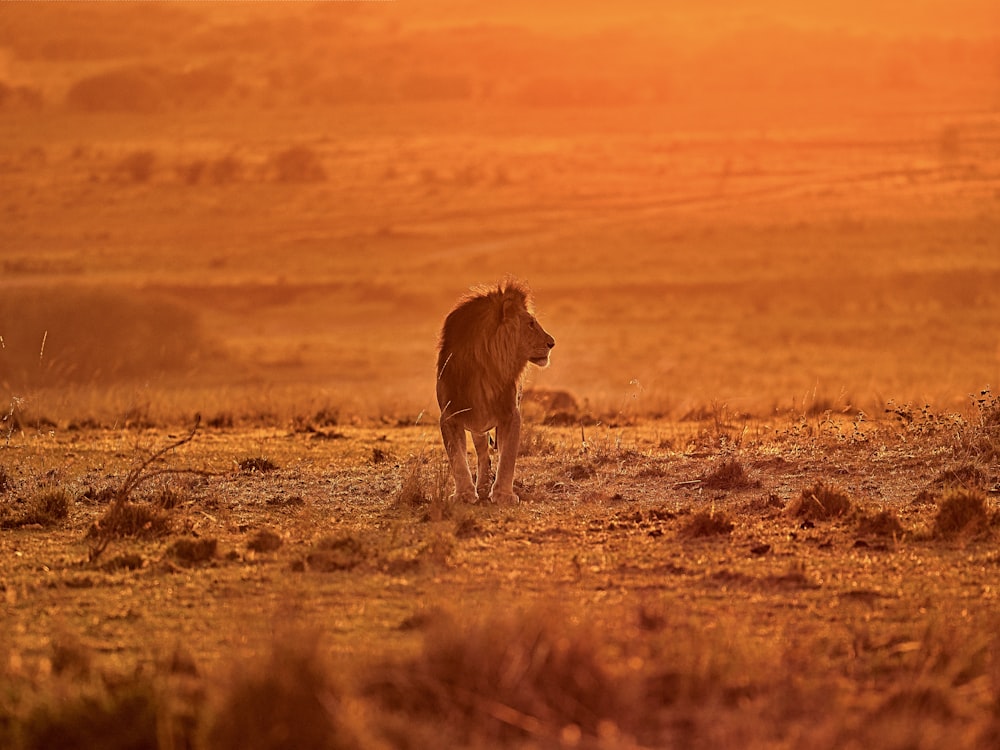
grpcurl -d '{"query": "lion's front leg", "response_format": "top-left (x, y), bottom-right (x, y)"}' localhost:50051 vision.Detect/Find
top-left (471, 431), bottom-right (492, 502)
top-left (440, 416), bottom-right (478, 503)
top-left (490, 410), bottom-right (521, 505)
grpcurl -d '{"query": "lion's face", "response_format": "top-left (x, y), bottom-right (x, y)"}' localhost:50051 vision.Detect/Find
top-left (521, 313), bottom-right (555, 368)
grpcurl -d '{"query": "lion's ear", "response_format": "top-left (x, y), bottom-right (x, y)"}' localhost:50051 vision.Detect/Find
top-left (500, 293), bottom-right (522, 323)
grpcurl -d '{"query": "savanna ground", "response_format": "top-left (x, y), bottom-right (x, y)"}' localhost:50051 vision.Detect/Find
top-left (2, 2), bottom-right (1000, 748)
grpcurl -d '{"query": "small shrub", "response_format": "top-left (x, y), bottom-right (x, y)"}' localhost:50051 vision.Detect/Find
top-left (269, 145), bottom-right (326, 183)
top-left (787, 481), bottom-right (852, 520)
top-left (934, 488), bottom-right (990, 538)
top-left (680, 510), bottom-right (734, 538)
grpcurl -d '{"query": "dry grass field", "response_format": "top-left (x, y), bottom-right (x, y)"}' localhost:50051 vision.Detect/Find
top-left (2, 2), bottom-right (1000, 748)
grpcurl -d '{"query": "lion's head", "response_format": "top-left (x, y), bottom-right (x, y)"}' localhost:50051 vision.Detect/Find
top-left (436, 278), bottom-right (555, 422)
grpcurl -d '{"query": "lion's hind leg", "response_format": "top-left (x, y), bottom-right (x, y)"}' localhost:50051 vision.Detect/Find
top-left (471, 431), bottom-right (492, 502)
top-left (440, 416), bottom-right (478, 503)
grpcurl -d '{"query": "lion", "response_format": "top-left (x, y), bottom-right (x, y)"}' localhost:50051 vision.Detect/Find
top-left (436, 278), bottom-right (555, 504)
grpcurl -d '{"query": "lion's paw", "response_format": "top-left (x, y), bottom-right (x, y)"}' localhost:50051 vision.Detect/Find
top-left (490, 489), bottom-right (520, 506)
top-left (452, 488), bottom-right (479, 504)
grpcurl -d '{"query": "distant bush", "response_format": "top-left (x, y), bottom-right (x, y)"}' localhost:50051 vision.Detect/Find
top-left (65, 66), bottom-right (165, 113)
top-left (269, 146), bottom-right (326, 183)
top-left (65, 64), bottom-right (233, 113)
top-left (113, 150), bottom-right (156, 183)
top-left (0, 80), bottom-right (43, 110)
top-left (398, 73), bottom-right (472, 101)
top-left (0, 286), bottom-right (214, 388)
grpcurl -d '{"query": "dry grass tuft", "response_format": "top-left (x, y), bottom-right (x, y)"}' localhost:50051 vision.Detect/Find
top-left (168, 536), bottom-right (218, 565)
top-left (87, 499), bottom-right (172, 540)
top-left (1, 490), bottom-right (71, 528)
top-left (957, 387), bottom-right (1000, 461)
top-left (208, 633), bottom-right (361, 750)
top-left (680, 510), bottom-right (735, 538)
top-left (933, 463), bottom-right (989, 489)
top-left (247, 529), bottom-right (283, 553)
top-left (238, 456), bottom-right (278, 474)
top-left (365, 607), bottom-right (634, 744)
top-left (21, 676), bottom-right (160, 750)
top-left (701, 459), bottom-right (758, 490)
top-left (934, 488), bottom-right (991, 538)
top-left (787, 481), bottom-right (853, 520)
top-left (305, 534), bottom-right (367, 572)
top-left (857, 509), bottom-right (905, 538)
top-left (143, 485), bottom-right (189, 510)
top-left (394, 458), bottom-right (451, 520)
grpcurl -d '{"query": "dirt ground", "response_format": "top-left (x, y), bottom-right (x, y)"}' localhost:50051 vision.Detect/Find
top-left (2, 2), bottom-right (1000, 748)
top-left (1, 407), bottom-right (999, 748)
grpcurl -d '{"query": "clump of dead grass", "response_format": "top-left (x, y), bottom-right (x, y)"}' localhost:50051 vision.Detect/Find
top-left (787, 481), bottom-right (853, 520)
top-left (208, 633), bottom-right (362, 750)
top-left (247, 529), bottom-right (283, 553)
top-left (238, 456), bottom-right (278, 474)
top-left (394, 457), bottom-right (452, 520)
top-left (365, 607), bottom-right (635, 745)
top-left (856, 509), bottom-right (905, 538)
top-left (87, 499), bottom-right (172, 541)
top-left (680, 510), bottom-right (735, 538)
top-left (168, 537), bottom-right (218, 566)
top-left (933, 488), bottom-right (992, 539)
top-left (701, 459), bottom-right (758, 490)
top-left (304, 534), bottom-right (367, 572)
top-left (21, 674), bottom-right (160, 750)
top-left (933, 463), bottom-right (989, 489)
top-left (0, 490), bottom-right (71, 529)
top-left (956, 387), bottom-right (1000, 461)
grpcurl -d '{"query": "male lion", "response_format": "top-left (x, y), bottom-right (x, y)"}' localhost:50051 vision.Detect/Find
top-left (436, 279), bottom-right (555, 504)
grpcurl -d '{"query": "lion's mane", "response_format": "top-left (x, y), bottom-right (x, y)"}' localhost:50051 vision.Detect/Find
top-left (436, 279), bottom-right (533, 420)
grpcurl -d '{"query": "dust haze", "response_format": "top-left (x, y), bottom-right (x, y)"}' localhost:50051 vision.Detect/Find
top-left (1, 0), bottom-right (998, 422)
top-left (3, 4), bottom-right (1000, 749)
